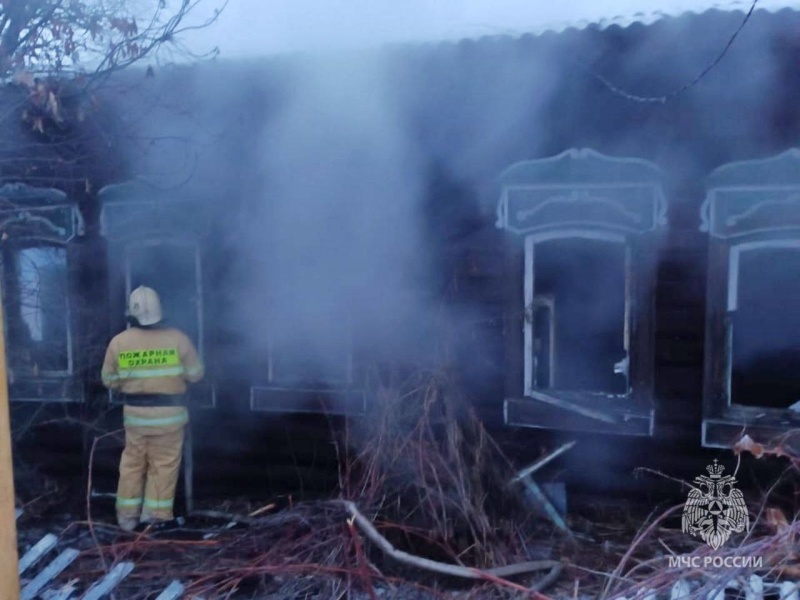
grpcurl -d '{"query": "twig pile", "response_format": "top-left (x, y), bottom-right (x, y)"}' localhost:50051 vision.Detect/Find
top-left (49, 367), bottom-right (567, 598)
top-left (52, 497), bottom-right (561, 599)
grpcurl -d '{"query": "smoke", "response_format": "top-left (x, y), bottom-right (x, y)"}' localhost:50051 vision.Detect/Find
top-left (100, 36), bottom-right (561, 396)
top-left (88, 7), bottom-right (800, 500)
top-left (102, 7), bottom-right (800, 423)
top-left (234, 50), bottom-right (433, 381)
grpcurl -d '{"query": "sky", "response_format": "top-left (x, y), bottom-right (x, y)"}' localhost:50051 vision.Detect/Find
top-left (181, 0), bottom-right (800, 58)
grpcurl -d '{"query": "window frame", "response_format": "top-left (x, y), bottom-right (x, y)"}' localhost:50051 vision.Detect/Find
top-left (523, 229), bottom-right (631, 398)
top-left (0, 183), bottom-right (83, 403)
top-left (496, 148), bottom-right (666, 437)
top-left (2, 238), bottom-right (74, 378)
top-left (110, 236), bottom-right (216, 408)
top-left (98, 182), bottom-right (216, 409)
top-left (700, 149), bottom-right (800, 448)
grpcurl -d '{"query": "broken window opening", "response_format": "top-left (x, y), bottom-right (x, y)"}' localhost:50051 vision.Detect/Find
top-left (124, 241), bottom-right (204, 358)
top-left (525, 234), bottom-right (629, 397)
top-left (4, 244), bottom-right (71, 376)
top-left (728, 241), bottom-right (800, 409)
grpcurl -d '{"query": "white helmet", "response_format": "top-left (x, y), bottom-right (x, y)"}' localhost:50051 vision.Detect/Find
top-left (127, 286), bottom-right (162, 326)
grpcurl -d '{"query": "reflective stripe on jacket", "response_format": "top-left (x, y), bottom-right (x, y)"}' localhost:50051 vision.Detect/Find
top-left (122, 405), bottom-right (189, 429)
top-left (101, 327), bottom-right (205, 395)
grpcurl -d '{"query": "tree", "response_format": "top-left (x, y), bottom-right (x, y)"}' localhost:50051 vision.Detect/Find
top-left (0, 0), bottom-right (225, 192)
top-left (0, 0), bottom-right (224, 82)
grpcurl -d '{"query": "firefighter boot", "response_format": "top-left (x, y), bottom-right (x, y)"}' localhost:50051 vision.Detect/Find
top-left (118, 516), bottom-right (139, 532)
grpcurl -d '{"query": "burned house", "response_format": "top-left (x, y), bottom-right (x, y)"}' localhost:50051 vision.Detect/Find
top-left (6, 4), bottom-right (800, 496)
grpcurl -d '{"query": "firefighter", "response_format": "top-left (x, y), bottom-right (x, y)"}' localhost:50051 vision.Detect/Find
top-left (101, 286), bottom-right (204, 531)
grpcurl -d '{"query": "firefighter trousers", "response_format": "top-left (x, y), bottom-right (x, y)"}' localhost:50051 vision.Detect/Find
top-left (116, 407), bottom-right (187, 523)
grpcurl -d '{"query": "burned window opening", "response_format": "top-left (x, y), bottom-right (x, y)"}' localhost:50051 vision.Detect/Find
top-left (3, 244), bottom-right (71, 376)
top-left (728, 242), bottom-right (800, 410)
top-left (525, 236), bottom-right (629, 397)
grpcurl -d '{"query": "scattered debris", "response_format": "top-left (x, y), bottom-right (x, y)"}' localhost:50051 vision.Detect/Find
top-left (508, 441), bottom-right (575, 536)
top-left (17, 375), bottom-right (800, 598)
top-left (18, 533), bottom-right (58, 574)
top-left (80, 562), bottom-right (134, 600)
top-left (21, 548), bottom-right (80, 600)
top-left (154, 580), bottom-right (184, 600)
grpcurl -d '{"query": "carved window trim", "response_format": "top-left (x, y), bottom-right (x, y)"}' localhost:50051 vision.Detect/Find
top-left (700, 149), bottom-right (800, 448)
top-left (497, 149), bottom-right (665, 436)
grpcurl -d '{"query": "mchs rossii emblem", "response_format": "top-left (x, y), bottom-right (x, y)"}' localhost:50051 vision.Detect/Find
top-left (682, 460), bottom-right (749, 549)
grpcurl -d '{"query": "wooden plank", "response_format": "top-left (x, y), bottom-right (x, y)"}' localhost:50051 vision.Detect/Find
top-left (20, 549), bottom-right (80, 600)
top-left (510, 441), bottom-right (576, 483)
top-left (656, 278), bottom-right (707, 307)
top-left (18, 533), bottom-right (58, 575)
top-left (519, 475), bottom-right (571, 535)
top-left (504, 236), bottom-right (524, 398)
top-left (0, 285), bottom-right (19, 600)
top-left (703, 241), bottom-right (731, 423)
top-left (655, 338), bottom-right (704, 366)
top-left (655, 307), bottom-right (705, 337)
top-left (630, 236), bottom-right (657, 403)
top-left (41, 583), bottom-right (77, 600)
top-left (779, 582), bottom-right (798, 600)
top-left (527, 391), bottom-right (617, 424)
top-left (505, 397), bottom-right (653, 437)
top-left (155, 580), bottom-right (185, 600)
top-left (80, 562), bottom-right (134, 600)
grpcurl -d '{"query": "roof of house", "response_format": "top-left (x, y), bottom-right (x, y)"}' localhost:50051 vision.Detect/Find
top-left (441, 0), bottom-right (800, 41)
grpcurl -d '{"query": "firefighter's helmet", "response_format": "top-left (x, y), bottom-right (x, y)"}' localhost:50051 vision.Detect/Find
top-left (127, 286), bottom-right (163, 326)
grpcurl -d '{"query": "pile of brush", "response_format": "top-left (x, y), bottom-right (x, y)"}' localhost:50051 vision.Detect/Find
top-left (52, 367), bottom-right (566, 599)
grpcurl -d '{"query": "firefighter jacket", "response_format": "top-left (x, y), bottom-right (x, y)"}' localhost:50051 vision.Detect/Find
top-left (101, 327), bottom-right (204, 396)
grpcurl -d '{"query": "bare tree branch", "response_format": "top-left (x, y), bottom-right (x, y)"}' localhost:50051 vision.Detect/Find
top-left (0, 0), bottom-right (225, 82)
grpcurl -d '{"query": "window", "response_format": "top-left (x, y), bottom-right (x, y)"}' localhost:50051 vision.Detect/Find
top-left (496, 149), bottom-right (666, 436)
top-left (0, 184), bottom-right (83, 402)
top-left (525, 235), bottom-right (628, 396)
top-left (728, 242), bottom-right (800, 409)
top-left (98, 183), bottom-right (216, 408)
top-left (700, 149), bottom-right (800, 448)
top-left (6, 245), bottom-right (71, 376)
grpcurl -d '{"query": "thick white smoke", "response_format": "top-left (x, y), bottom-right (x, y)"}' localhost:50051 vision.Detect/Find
top-left (235, 50), bottom-right (431, 380)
